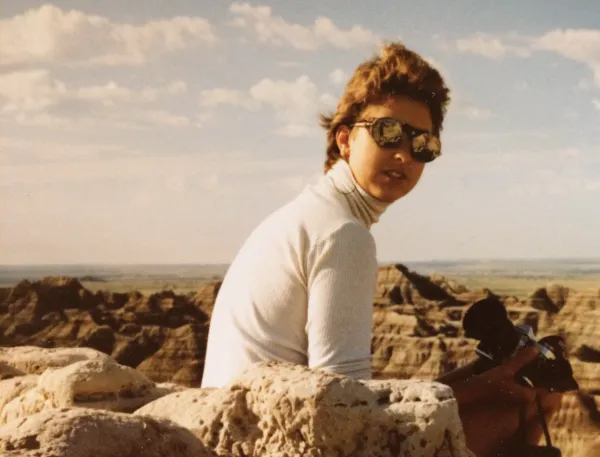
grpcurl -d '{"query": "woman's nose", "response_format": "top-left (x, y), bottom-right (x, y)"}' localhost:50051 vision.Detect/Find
top-left (393, 144), bottom-right (414, 163)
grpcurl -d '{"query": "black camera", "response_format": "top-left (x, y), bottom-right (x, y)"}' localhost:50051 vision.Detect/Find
top-left (462, 295), bottom-right (579, 393)
top-left (462, 295), bottom-right (579, 457)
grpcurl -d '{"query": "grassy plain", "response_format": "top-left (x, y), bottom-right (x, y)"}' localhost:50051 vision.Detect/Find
top-left (77, 274), bottom-right (600, 299)
top-left (442, 274), bottom-right (600, 297)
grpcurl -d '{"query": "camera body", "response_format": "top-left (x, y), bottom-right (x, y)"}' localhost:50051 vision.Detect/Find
top-left (463, 295), bottom-right (579, 393)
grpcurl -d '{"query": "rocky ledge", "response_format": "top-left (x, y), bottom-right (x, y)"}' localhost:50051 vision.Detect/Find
top-left (0, 346), bottom-right (473, 457)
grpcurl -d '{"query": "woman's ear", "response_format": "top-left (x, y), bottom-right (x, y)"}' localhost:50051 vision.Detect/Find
top-left (335, 125), bottom-right (351, 160)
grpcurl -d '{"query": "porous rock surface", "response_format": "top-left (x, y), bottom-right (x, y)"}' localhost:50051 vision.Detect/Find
top-left (0, 346), bottom-right (110, 374)
top-left (0, 362), bottom-right (23, 380)
top-left (583, 436), bottom-right (600, 457)
top-left (0, 345), bottom-right (474, 457)
top-left (136, 361), bottom-right (474, 457)
top-left (0, 353), bottom-right (180, 425)
top-left (0, 407), bottom-right (217, 457)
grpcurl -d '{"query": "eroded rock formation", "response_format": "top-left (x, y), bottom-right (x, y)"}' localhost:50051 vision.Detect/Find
top-left (0, 407), bottom-right (217, 457)
top-left (0, 277), bottom-right (218, 386)
top-left (1, 265), bottom-right (599, 456)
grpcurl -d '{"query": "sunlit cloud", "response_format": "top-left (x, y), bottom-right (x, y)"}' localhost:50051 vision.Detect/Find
top-left (0, 70), bottom-right (192, 129)
top-left (452, 28), bottom-right (600, 88)
top-left (329, 68), bottom-right (349, 85)
top-left (229, 2), bottom-right (380, 51)
top-left (0, 4), bottom-right (216, 67)
top-left (455, 33), bottom-right (531, 59)
top-left (200, 75), bottom-right (333, 136)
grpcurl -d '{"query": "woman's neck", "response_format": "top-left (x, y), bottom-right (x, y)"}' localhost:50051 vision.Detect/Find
top-left (326, 159), bottom-right (390, 228)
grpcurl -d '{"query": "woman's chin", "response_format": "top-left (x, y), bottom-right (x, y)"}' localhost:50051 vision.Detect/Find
top-left (371, 187), bottom-right (407, 203)
top-left (371, 181), bottom-right (413, 203)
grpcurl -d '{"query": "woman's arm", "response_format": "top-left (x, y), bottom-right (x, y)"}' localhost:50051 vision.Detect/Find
top-left (306, 222), bottom-right (378, 379)
top-left (438, 347), bottom-right (542, 408)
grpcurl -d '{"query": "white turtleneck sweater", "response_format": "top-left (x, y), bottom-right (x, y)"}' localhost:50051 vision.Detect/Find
top-left (201, 160), bottom-right (390, 388)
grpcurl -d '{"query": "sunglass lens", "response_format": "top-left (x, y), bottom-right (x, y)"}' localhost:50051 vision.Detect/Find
top-left (411, 134), bottom-right (441, 163)
top-left (373, 118), bottom-right (404, 147)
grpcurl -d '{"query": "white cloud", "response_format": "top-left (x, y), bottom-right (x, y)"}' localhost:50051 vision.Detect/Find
top-left (249, 75), bottom-right (318, 121)
top-left (266, 171), bottom-right (321, 193)
top-left (586, 180), bottom-right (600, 191)
top-left (229, 17), bottom-right (247, 28)
top-left (319, 93), bottom-right (337, 109)
top-left (329, 68), bottom-right (348, 85)
top-left (0, 148), bottom-right (310, 187)
top-left (167, 81), bottom-right (187, 94)
top-left (75, 82), bottom-right (134, 104)
top-left (0, 4), bottom-right (216, 67)
top-left (0, 70), bottom-right (191, 129)
top-left (453, 28), bottom-right (600, 88)
top-left (199, 88), bottom-right (257, 109)
top-left (277, 61), bottom-right (302, 68)
top-left (0, 69), bottom-right (67, 114)
top-left (460, 106), bottom-right (493, 120)
top-left (276, 123), bottom-right (317, 137)
top-left (431, 144), bottom-right (599, 181)
top-left (142, 81), bottom-right (187, 100)
top-left (516, 81), bottom-right (529, 91)
top-left (533, 28), bottom-right (600, 86)
top-left (0, 136), bottom-right (138, 165)
top-left (431, 144), bottom-right (599, 197)
top-left (200, 75), bottom-right (333, 136)
top-left (578, 79), bottom-right (592, 91)
top-left (136, 110), bottom-right (192, 127)
top-left (594, 99), bottom-right (600, 110)
top-left (507, 169), bottom-right (600, 197)
top-left (564, 108), bottom-right (580, 120)
top-left (455, 33), bottom-right (531, 60)
top-left (229, 2), bottom-right (380, 51)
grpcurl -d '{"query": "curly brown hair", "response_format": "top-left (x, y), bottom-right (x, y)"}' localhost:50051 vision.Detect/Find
top-left (320, 42), bottom-right (451, 173)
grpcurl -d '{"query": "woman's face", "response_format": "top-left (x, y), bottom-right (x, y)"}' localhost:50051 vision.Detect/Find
top-left (336, 96), bottom-right (434, 203)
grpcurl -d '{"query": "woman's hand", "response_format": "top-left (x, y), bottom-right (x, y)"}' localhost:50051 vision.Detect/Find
top-left (449, 346), bottom-right (545, 408)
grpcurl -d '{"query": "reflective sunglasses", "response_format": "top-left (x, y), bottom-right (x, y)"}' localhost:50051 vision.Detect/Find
top-left (349, 117), bottom-right (441, 163)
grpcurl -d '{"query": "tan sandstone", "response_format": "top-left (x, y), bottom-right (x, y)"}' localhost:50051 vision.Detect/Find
top-left (136, 361), bottom-right (474, 457)
top-left (0, 407), bottom-right (217, 457)
top-left (0, 346), bottom-right (110, 375)
top-left (0, 356), bottom-right (178, 425)
top-left (0, 362), bottom-right (23, 381)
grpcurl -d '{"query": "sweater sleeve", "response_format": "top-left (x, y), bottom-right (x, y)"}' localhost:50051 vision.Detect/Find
top-left (305, 221), bottom-right (378, 379)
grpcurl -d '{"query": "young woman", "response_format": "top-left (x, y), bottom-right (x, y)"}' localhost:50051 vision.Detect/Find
top-left (201, 42), bottom-right (561, 457)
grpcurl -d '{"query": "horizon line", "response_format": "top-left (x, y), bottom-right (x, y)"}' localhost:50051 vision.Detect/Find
top-left (2, 255), bottom-right (600, 268)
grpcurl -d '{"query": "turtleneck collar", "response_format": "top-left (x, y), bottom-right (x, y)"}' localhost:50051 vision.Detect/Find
top-left (325, 159), bottom-right (390, 229)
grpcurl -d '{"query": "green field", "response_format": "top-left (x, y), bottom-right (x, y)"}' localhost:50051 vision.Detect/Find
top-left (72, 274), bottom-right (600, 300)
top-left (1, 261), bottom-right (599, 299)
top-left (80, 278), bottom-right (216, 296)
top-left (441, 274), bottom-right (600, 298)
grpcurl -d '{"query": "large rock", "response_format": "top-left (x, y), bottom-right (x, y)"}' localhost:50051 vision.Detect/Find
top-left (0, 346), bottom-right (110, 374)
top-left (527, 283), bottom-right (571, 313)
top-left (375, 264), bottom-right (467, 307)
top-left (0, 407), bottom-right (217, 457)
top-left (0, 375), bottom-right (38, 416)
top-left (0, 357), bottom-right (175, 425)
top-left (583, 436), bottom-right (600, 457)
top-left (0, 362), bottom-right (23, 380)
top-left (136, 361), bottom-right (474, 457)
top-left (538, 289), bottom-right (600, 354)
top-left (135, 323), bottom-right (208, 385)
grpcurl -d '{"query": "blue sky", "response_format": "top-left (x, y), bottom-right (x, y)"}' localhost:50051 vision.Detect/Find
top-left (1, 1), bottom-right (599, 264)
